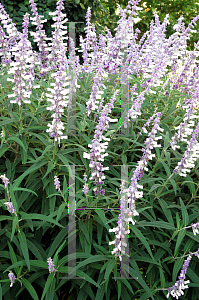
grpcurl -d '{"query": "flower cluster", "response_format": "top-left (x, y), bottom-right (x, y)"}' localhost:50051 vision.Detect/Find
top-left (29, 0), bottom-right (49, 77)
top-left (167, 254), bottom-right (192, 299)
top-left (0, 3), bottom-right (20, 68)
top-left (82, 174), bottom-right (89, 195)
top-left (47, 257), bottom-right (56, 273)
top-left (109, 112), bottom-right (164, 260)
top-left (7, 13), bottom-right (39, 106)
top-left (45, 0), bottom-right (69, 145)
top-left (173, 122), bottom-right (199, 176)
top-left (54, 175), bottom-right (61, 192)
top-left (83, 90), bottom-right (119, 195)
top-left (4, 202), bottom-right (17, 216)
top-left (127, 112), bottom-right (163, 225)
top-left (8, 271), bottom-right (16, 287)
top-left (109, 180), bottom-right (130, 261)
top-left (191, 222), bottom-right (199, 235)
top-left (0, 174), bottom-right (9, 188)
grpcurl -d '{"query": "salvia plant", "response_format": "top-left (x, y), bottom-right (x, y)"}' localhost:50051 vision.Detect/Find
top-left (0, 0), bottom-right (199, 299)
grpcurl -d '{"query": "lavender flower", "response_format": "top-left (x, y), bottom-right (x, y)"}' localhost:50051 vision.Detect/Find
top-left (83, 90), bottom-right (119, 195)
top-left (47, 257), bottom-right (56, 273)
top-left (82, 174), bottom-right (89, 195)
top-left (54, 175), bottom-right (61, 192)
top-left (194, 248), bottom-right (199, 258)
top-left (0, 130), bottom-right (4, 138)
top-left (109, 112), bottom-right (164, 260)
top-left (0, 174), bottom-right (9, 188)
top-left (191, 222), bottom-right (199, 235)
top-left (29, 0), bottom-right (49, 76)
top-left (126, 112), bottom-right (163, 225)
top-left (173, 122), bottom-right (199, 177)
top-left (8, 270), bottom-right (16, 287)
top-left (109, 180), bottom-right (130, 261)
top-left (45, 0), bottom-right (69, 145)
top-left (167, 254), bottom-right (192, 299)
top-left (7, 13), bottom-right (37, 106)
top-left (4, 202), bottom-right (17, 215)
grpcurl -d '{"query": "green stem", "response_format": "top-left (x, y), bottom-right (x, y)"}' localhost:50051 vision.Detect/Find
top-left (19, 105), bottom-right (23, 132)
top-left (53, 139), bottom-right (56, 161)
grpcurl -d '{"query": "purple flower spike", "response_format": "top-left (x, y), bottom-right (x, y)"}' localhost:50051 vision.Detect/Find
top-left (191, 222), bottom-right (199, 235)
top-left (8, 271), bottom-right (16, 287)
top-left (83, 174), bottom-right (89, 195)
top-left (0, 174), bottom-right (9, 188)
top-left (54, 175), bottom-right (61, 192)
top-left (4, 202), bottom-right (16, 215)
top-left (83, 90), bottom-right (119, 195)
top-left (166, 254), bottom-right (192, 299)
top-left (47, 257), bottom-right (56, 273)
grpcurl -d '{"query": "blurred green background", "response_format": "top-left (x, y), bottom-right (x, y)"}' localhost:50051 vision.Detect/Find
top-left (1, 0), bottom-right (199, 59)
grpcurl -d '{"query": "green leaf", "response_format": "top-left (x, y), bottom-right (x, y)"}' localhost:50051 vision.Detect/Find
top-left (12, 187), bottom-right (38, 197)
top-left (9, 187), bottom-right (18, 212)
top-left (43, 160), bottom-right (55, 179)
top-left (172, 258), bottom-right (183, 282)
top-left (30, 260), bottom-right (48, 269)
top-left (11, 216), bottom-right (18, 241)
top-left (186, 267), bottom-right (199, 284)
top-left (79, 220), bottom-right (90, 244)
top-left (158, 199), bottom-right (174, 226)
top-left (0, 215), bottom-right (12, 221)
top-left (48, 227), bottom-right (68, 257)
top-left (80, 3), bottom-right (85, 9)
top-left (56, 153), bottom-right (69, 166)
top-left (20, 212), bottom-right (64, 228)
top-left (94, 210), bottom-right (110, 231)
top-left (180, 197), bottom-right (189, 226)
top-left (138, 221), bottom-right (175, 230)
top-left (7, 136), bottom-right (27, 152)
top-left (4, 260), bottom-right (26, 273)
top-left (129, 259), bottom-right (154, 300)
top-left (7, 241), bottom-right (19, 274)
top-left (174, 229), bottom-right (186, 256)
top-left (27, 240), bottom-right (44, 261)
top-left (95, 282), bottom-right (105, 300)
top-left (104, 259), bottom-right (116, 280)
top-left (46, 277), bottom-right (56, 300)
top-left (18, 231), bottom-right (30, 270)
top-left (117, 280), bottom-right (121, 300)
top-left (0, 145), bottom-right (9, 158)
top-left (21, 278), bottom-right (39, 300)
top-left (17, 265), bottom-right (23, 278)
top-left (53, 240), bottom-right (66, 266)
top-left (0, 118), bottom-right (17, 127)
top-left (77, 255), bottom-right (108, 269)
top-left (130, 226), bottom-right (154, 259)
top-left (55, 203), bottom-right (67, 222)
top-left (186, 232), bottom-right (199, 243)
top-left (181, 175), bottom-right (196, 195)
top-left (12, 159), bottom-right (47, 189)
top-left (29, 132), bottom-right (50, 147)
top-left (20, 135), bottom-right (27, 164)
top-left (41, 272), bottom-right (54, 300)
top-left (59, 267), bottom-right (100, 288)
top-left (158, 158), bottom-right (171, 177)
